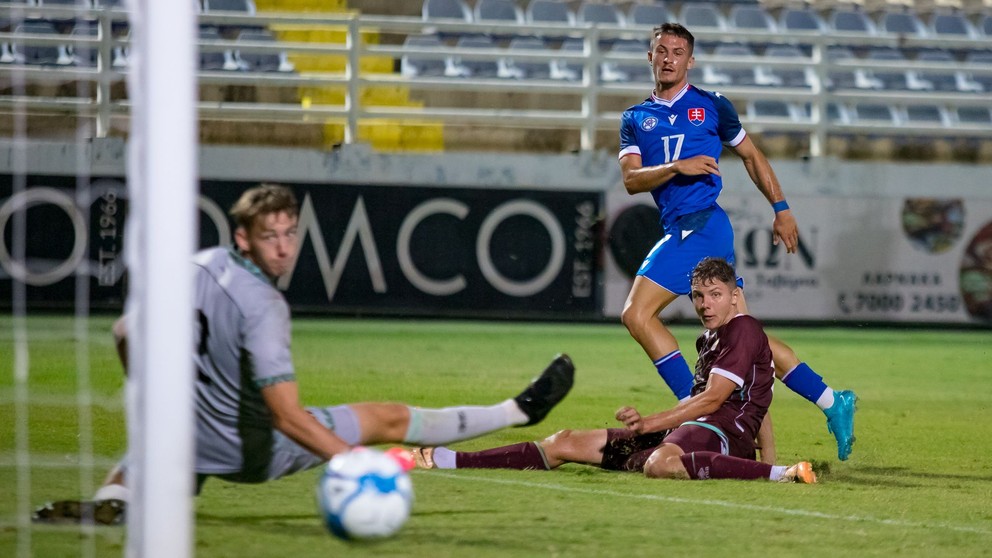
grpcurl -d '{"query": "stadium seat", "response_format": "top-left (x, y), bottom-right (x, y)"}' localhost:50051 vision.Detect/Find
top-left (825, 102), bottom-right (850, 124)
top-left (980, 14), bottom-right (992, 37)
top-left (700, 43), bottom-right (759, 86)
top-left (728, 4), bottom-right (776, 32)
top-left (202, 0), bottom-right (260, 35)
top-left (500, 36), bottom-right (551, 79)
top-left (202, 0), bottom-right (255, 12)
top-left (99, 24), bottom-right (129, 68)
top-left (10, 20), bottom-right (73, 66)
top-left (761, 44), bottom-right (813, 88)
top-left (36, 0), bottom-right (93, 5)
top-left (600, 39), bottom-right (649, 83)
top-left (550, 36), bottom-right (582, 81)
top-left (747, 99), bottom-right (796, 120)
top-left (199, 26), bottom-right (239, 71)
top-left (863, 46), bottom-right (932, 90)
top-left (779, 7), bottom-right (827, 32)
top-left (965, 50), bottom-right (992, 91)
top-left (626, 3), bottom-right (671, 28)
top-left (446, 35), bottom-right (499, 78)
top-left (31, 0), bottom-right (86, 24)
top-left (474, 0), bottom-right (523, 24)
top-left (955, 106), bottom-right (992, 125)
top-left (829, 8), bottom-right (877, 35)
top-left (902, 104), bottom-right (950, 127)
top-left (877, 10), bottom-right (929, 37)
top-left (915, 49), bottom-right (982, 93)
top-left (825, 45), bottom-right (881, 90)
top-left (577, 2), bottom-right (624, 26)
top-left (929, 11), bottom-right (978, 38)
top-left (423, 0), bottom-right (472, 22)
top-left (112, 44), bottom-right (127, 67)
top-left (678, 3), bottom-right (726, 31)
top-left (236, 29), bottom-right (294, 72)
top-left (68, 21), bottom-right (98, 67)
top-left (0, 41), bottom-right (13, 64)
top-left (851, 102), bottom-right (899, 125)
top-left (400, 33), bottom-right (447, 78)
top-left (526, 0), bottom-right (574, 25)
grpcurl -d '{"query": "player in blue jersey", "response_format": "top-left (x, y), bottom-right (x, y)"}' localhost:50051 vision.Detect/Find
top-left (617, 23), bottom-right (857, 461)
top-left (33, 184), bottom-right (575, 525)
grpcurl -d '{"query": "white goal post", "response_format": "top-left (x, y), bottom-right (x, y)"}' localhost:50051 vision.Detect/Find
top-left (124, 1), bottom-right (197, 557)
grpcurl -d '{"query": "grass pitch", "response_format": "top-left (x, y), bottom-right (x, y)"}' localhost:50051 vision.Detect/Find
top-left (2, 316), bottom-right (992, 557)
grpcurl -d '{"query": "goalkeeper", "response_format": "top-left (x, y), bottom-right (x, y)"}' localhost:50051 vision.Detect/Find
top-left (34, 184), bottom-right (574, 525)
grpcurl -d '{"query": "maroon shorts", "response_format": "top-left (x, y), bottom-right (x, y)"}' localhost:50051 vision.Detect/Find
top-left (600, 423), bottom-right (746, 473)
top-left (599, 429), bottom-right (669, 472)
top-left (662, 423), bottom-right (727, 455)
top-left (667, 422), bottom-right (756, 461)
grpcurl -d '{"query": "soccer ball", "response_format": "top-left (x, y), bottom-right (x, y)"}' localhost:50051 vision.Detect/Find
top-left (316, 448), bottom-right (414, 540)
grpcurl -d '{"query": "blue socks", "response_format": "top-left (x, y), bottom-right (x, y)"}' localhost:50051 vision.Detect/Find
top-left (781, 362), bottom-right (829, 405)
top-left (654, 350), bottom-right (694, 400)
top-left (653, 354), bottom-right (832, 409)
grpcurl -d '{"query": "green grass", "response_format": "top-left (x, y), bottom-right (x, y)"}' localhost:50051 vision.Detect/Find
top-left (2, 316), bottom-right (992, 557)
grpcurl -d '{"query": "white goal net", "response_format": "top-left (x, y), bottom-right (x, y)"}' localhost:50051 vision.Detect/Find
top-left (2, 1), bottom-right (197, 557)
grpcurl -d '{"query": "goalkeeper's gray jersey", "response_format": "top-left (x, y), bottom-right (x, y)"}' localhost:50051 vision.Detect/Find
top-left (192, 246), bottom-right (295, 479)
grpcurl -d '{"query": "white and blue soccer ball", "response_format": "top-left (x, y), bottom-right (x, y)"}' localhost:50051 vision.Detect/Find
top-left (316, 448), bottom-right (414, 540)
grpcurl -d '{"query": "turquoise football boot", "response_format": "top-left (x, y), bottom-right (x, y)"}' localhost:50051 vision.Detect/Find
top-left (824, 390), bottom-right (858, 461)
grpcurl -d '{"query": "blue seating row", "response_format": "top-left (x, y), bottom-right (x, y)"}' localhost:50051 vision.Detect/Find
top-left (0, 0), bottom-right (294, 73)
top-left (424, 0), bottom-right (992, 39)
top-left (401, 31), bottom-right (992, 96)
top-left (748, 100), bottom-right (992, 129)
top-left (3, 0), bottom-right (237, 8)
top-left (0, 19), bottom-right (292, 72)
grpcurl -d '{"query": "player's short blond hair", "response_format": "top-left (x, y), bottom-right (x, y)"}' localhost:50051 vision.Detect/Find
top-left (229, 184), bottom-right (298, 232)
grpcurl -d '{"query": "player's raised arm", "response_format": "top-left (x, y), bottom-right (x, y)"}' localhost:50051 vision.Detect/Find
top-left (730, 135), bottom-right (798, 253)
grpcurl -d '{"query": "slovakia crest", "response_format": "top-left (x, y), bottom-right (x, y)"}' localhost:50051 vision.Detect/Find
top-left (688, 108), bottom-right (705, 126)
top-left (641, 116), bottom-right (658, 131)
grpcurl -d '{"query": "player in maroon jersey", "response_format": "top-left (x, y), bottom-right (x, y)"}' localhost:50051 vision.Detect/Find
top-left (410, 258), bottom-right (816, 483)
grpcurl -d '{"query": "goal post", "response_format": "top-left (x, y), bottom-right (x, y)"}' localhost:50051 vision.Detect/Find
top-left (124, 1), bottom-right (197, 557)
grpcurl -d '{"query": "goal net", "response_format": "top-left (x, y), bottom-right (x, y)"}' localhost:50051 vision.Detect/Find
top-left (2, 1), bottom-right (197, 557)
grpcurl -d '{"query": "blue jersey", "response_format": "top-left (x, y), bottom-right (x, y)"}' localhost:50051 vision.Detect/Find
top-left (619, 84), bottom-right (746, 231)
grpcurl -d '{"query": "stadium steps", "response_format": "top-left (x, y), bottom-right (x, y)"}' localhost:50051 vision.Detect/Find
top-left (252, 2), bottom-right (443, 151)
top-left (253, 0), bottom-right (349, 12)
top-left (318, 118), bottom-right (444, 152)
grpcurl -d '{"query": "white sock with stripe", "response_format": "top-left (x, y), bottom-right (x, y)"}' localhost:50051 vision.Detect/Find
top-left (403, 400), bottom-right (525, 445)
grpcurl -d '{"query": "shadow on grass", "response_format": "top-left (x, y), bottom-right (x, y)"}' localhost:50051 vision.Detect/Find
top-left (412, 508), bottom-right (498, 517)
top-left (197, 512), bottom-right (321, 528)
top-left (826, 465), bottom-right (992, 487)
top-left (196, 512), bottom-right (326, 536)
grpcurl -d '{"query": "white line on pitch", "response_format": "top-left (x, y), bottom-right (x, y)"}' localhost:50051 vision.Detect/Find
top-left (424, 471), bottom-right (992, 536)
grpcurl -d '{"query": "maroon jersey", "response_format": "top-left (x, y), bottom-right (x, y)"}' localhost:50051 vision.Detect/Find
top-left (689, 314), bottom-right (774, 453)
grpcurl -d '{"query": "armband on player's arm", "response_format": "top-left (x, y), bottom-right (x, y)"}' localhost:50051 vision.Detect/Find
top-left (772, 200), bottom-right (790, 213)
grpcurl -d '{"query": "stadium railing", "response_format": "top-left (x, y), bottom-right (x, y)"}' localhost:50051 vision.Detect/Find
top-left (1, 3), bottom-right (991, 155)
